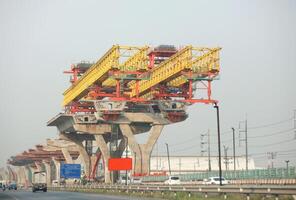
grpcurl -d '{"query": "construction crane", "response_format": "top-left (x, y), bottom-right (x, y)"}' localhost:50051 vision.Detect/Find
top-left (63, 45), bottom-right (221, 109)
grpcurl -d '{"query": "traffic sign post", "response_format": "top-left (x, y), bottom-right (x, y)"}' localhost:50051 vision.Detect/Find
top-left (60, 164), bottom-right (81, 179)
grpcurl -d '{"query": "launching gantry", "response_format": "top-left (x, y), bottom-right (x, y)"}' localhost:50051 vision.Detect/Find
top-left (48, 45), bottom-right (221, 183)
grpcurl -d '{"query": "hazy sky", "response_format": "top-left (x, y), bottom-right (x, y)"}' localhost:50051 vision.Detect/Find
top-left (0, 0), bottom-right (295, 168)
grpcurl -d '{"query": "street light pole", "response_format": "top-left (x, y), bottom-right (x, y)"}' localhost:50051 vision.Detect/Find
top-left (214, 103), bottom-right (222, 186)
top-left (231, 127), bottom-right (236, 172)
top-left (165, 143), bottom-right (171, 175)
top-left (125, 137), bottom-right (128, 186)
top-left (285, 160), bottom-right (290, 174)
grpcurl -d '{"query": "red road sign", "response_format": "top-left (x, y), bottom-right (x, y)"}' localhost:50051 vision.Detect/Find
top-left (108, 158), bottom-right (132, 171)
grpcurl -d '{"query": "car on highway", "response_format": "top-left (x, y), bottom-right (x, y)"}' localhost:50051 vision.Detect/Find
top-left (52, 180), bottom-right (59, 186)
top-left (8, 182), bottom-right (17, 190)
top-left (117, 176), bottom-right (131, 184)
top-left (164, 176), bottom-right (181, 185)
top-left (131, 177), bottom-right (142, 184)
top-left (203, 177), bottom-right (230, 185)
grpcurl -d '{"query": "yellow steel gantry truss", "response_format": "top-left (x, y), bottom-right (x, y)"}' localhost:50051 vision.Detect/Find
top-left (62, 45), bottom-right (221, 106)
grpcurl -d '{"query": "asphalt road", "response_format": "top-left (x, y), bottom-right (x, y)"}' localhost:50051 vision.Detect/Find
top-left (0, 190), bottom-right (152, 200)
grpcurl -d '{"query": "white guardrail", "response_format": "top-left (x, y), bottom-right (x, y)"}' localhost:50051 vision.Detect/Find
top-left (50, 184), bottom-right (296, 198)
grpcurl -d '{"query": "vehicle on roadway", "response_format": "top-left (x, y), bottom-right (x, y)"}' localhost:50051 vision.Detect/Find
top-left (131, 177), bottom-right (142, 184)
top-left (117, 175), bottom-right (131, 184)
top-left (117, 176), bottom-right (143, 185)
top-left (32, 171), bottom-right (47, 192)
top-left (203, 177), bottom-right (230, 185)
top-left (164, 176), bottom-right (181, 185)
top-left (52, 179), bottom-right (59, 186)
top-left (8, 182), bottom-right (17, 190)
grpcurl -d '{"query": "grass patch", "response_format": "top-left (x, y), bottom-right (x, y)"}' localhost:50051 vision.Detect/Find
top-left (49, 187), bottom-right (294, 200)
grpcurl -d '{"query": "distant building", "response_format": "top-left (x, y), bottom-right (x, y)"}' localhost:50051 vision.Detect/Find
top-left (149, 155), bottom-right (255, 174)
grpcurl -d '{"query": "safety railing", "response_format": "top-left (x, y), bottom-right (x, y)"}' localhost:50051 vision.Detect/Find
top-left (49, 184), bottom-right (296, 199)
top-left (142, 167), bottom-right (296, 182)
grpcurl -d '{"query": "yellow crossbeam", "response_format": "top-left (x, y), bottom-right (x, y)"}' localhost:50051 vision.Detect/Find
top-left (102, 46), bottom-right (149, 87)
top-left (129, 46), bottom-right (193, 97)
top-left (63, 45), bottom-right (120, 106)
top-left (167, 48), bottom-right (221, 87)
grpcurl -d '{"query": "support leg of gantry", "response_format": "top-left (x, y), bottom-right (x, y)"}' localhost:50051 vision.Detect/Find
top-left (94, 134), bottom-right (111, 184)
top-left (120, 124), bottom-right (164, 175)
top-left (43, 161), bottom-right (52, 186)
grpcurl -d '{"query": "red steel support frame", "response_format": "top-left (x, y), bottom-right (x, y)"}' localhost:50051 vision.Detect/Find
top-left (63, 49), bottom-right (219, 106)
top-left (90, 152), bottom-right (102, 179)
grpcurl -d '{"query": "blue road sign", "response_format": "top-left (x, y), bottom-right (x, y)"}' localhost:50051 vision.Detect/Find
top-left (60, 164), bottom-right (81, 179)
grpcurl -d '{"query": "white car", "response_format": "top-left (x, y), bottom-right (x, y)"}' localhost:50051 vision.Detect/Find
top-left (203, 177), bottom-right (230, 185)
top-left (164, 176), bottom-right (181, 185)
top-left (131, 177), bottom-right (142, 184)
top-left (117, 176), bottom-right (131, 184)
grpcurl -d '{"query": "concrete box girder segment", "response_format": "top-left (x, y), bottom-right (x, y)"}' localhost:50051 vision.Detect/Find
top-left (118, 113), bottom-right (170, 125)
top-left (47, 112), bottom-right (168, 135)
top-left (47, 114), bottom-right (111, 134)
top-left (8, 145), bottom-right (79, 173)
top-left (119, 124), bottom-right (164, 175)
top-left (9, 144), bottom-right (80, 187)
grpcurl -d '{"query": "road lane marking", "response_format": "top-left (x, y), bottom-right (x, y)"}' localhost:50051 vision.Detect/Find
top-left (1, 193), bottom-right (19, 200)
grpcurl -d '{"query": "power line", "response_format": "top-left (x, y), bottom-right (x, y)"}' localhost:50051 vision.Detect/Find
top-left (250, 148), bottom-right (296, 157)
top-left (169, 131), bottom-right (208, 147)
top-left (218, 117), bottom-right (293, 135)
top-left (248, 117), bottom-right (293, 130)
top-left (250, 138), bottom-right (294, 148)
top-left (164, 117), bottom-right (293, 148)
top-left (248, 128), bottom-right (293, 139)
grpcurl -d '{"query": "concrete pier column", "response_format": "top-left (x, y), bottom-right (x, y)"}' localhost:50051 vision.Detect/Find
top-left (76, 143), bottom-right (90, 177)
top-left (17, 167), bottom-right (24, 186)
top-left (52, 159), bottom-right (61, 182)
top-left (23, 166), bottom-right (31, 186)
top-left (60, 133), bottom-right (91, 178)
top-left (120, 124), bottom-right (164, 175)
top-left (29, 167), bottom-right (36, 183)
top-left (74, 154), bottom-right (82, 164)
top-left (94, 135), bottom-right (111, 183)
top-left (35, 162), bottom-right (43, 172)
top-left (43, 161), bottom-right (52, 186)
top-left (17, 167), bottom-right (26, 186)
top-left (61, 148), bottom-right (74, 164)
top-left (16, 167), bottom-right (22, 185)
top-left (21, 167), bottom-right (27, 185)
